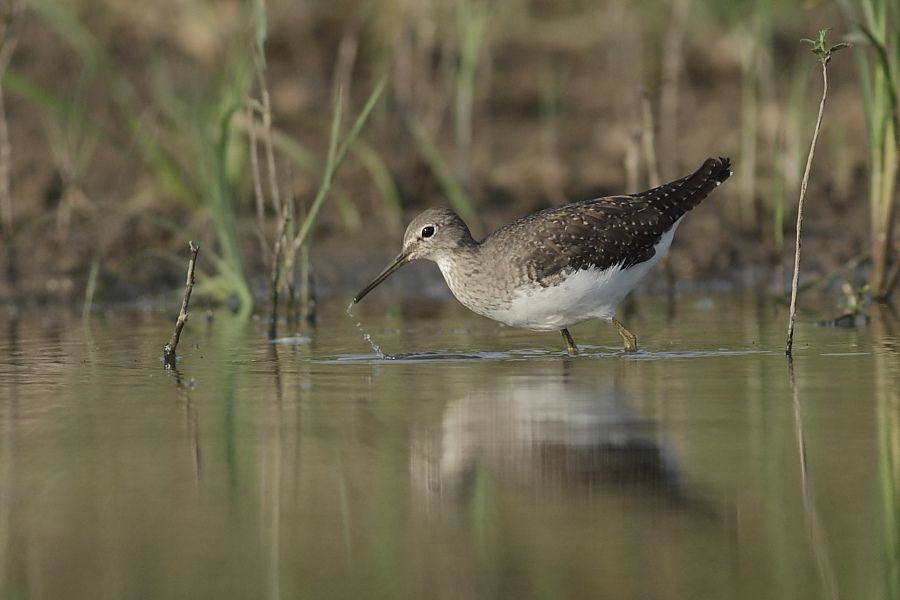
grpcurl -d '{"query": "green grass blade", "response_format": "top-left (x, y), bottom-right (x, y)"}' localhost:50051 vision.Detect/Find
top-left (294, 76), bottom-right (386, 249)
top-left (353, 140), bottom-right (403, 228)
top-left (408, 118), bottom-right (477, 224)
top-left (270, 129), bottom-right (317, 172)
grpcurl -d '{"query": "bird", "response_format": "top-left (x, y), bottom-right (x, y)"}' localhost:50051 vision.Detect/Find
top-left (353, 157), bottom-right (732, 355)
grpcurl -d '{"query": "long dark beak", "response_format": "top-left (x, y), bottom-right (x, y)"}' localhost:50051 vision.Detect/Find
top-left (353, 252), bottom-right (410, 303)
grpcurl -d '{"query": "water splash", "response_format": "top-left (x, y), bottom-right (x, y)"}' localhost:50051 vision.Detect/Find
top-left (361, 332), bottom-right (386, 359)
top-left (346, 302), bottom-right (386, 359)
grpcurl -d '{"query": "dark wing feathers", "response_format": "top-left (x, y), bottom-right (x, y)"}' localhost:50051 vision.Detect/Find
top-left (633, 156), bottom-right (732, 218)
top-left (487, 157), bottom-right (732, 285)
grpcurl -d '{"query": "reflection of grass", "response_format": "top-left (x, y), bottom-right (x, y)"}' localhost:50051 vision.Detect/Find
top-left (877, 383), bottom-right (900, 599)
top-left (873, 308), bottom-right (900, 599)
top-left (212, 313), bottom-right (251, 494)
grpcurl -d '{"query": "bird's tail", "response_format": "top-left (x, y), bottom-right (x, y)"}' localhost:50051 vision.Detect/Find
top-left (636, 157), bottom-right (732, 220)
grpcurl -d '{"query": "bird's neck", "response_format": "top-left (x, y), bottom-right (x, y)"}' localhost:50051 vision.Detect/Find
top-left (456, 224), bottom-right (479, 249)
top-left (434, 244), bottom-right (478, 274)
top-left (433, 243), bottom-right (506, 317)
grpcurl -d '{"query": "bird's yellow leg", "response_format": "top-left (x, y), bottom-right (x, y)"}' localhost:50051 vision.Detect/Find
top-left (560, 328), bottom-right (579, 356)
top-left (611, 318), bottom-right (638, 352)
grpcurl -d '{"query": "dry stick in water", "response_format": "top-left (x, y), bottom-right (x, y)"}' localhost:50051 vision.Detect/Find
top-left (251, 0), bottom-right (281, 218)
top-left (247, 103), bottom-right (270, 264)
top-left (164, 241), bottom-right (200, 369)
top-left (268, 205), bottom-right (289, 340)
top-left (785, 30), bottom-right (848, 358)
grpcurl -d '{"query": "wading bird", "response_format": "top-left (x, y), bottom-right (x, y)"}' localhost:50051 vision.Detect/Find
top-left (354, 157), bottom-right (732, 354)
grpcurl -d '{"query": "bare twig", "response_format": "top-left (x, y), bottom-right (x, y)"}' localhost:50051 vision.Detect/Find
top-left (268, 206), bottom-right (289, 340)
top-left (786, 30), bottom-right (847, 357)
top-left (299, 241), bottom-right (317, 324)
top-left (164, 241), bottom-right (200, 369)
top-left (247, 103), bottom-right (270, 263)
top-left (283, 170), bottom-right (298, 326)
top-left (252, 0), bottom-right (282, 217)
top-left (258, 79), bottom-right (281, 219)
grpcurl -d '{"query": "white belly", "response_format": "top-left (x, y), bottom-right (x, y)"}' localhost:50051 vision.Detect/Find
top-left (484, 221), bottom-right (680, 330)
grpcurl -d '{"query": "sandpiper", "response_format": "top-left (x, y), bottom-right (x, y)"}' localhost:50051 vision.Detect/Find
top-left (353, 157), bottom-right (732, 355)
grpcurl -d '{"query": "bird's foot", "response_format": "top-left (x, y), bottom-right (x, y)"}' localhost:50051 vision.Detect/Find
top-left (611, 318), bottom-right (638, 353)
top-left (560, 328), bottom-right (579, 356)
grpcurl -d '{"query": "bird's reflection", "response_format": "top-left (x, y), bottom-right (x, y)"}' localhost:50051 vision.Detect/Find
top-left (412, 376), bottom-right (696, 509)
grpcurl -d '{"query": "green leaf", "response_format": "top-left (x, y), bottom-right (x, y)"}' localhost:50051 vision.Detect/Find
top-left (801, 28), bottom-right (850, 64)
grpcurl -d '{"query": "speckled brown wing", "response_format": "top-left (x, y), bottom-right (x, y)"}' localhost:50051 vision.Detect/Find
top-left (487, 157), bottom-right (732, 285)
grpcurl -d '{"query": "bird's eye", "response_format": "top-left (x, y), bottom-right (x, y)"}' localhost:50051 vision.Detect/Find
top-left (421, 225), bottom-right (435, 239)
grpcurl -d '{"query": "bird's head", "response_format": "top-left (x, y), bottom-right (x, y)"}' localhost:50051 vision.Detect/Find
top-left (353, 207), bottom-right (473, 303)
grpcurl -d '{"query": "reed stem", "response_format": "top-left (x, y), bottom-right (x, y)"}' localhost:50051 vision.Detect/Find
top-left (786, 31), bottom-right (847, 357)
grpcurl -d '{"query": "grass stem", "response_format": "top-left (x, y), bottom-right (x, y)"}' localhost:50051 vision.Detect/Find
top-left (786, 30), bottom-right (847, 357)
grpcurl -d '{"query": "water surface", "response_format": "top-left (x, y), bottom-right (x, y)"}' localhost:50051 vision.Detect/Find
top-left (1, 294), bottom-right (898, 599)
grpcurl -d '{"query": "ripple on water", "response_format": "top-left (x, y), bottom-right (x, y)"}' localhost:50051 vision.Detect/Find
top-left (617, 348), bottom-right (773, 360)
top-left (321, 347), bottom-right (770, 364)
top-left (324, 347), bottom-right (566, 363)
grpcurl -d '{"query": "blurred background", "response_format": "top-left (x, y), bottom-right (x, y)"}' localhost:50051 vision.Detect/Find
top-left (0, 0), bottom-right (896, 313)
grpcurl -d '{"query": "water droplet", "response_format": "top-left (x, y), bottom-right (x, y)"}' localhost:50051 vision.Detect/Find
top-left (362, 332), bottom-right (385, 359)
top-left (351, 319), bottom-right (385, 359)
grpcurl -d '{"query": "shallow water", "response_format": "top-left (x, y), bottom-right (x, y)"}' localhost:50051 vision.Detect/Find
top-left (1, 294), bottom-right (898, 599)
